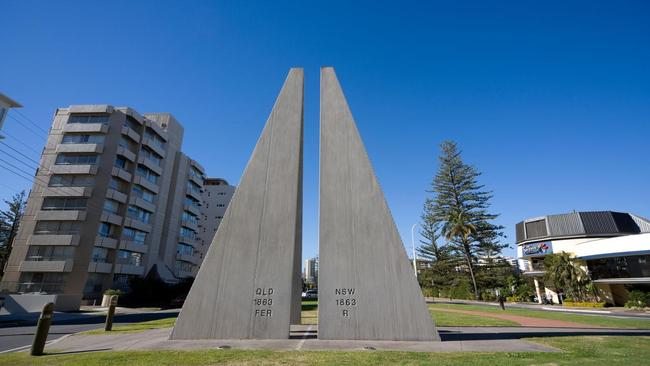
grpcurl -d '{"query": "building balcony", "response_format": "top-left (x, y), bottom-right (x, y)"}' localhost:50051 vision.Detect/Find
top-left (28, 234), bottom-right (80, 246)
top-left (88, 261), bottom-right (112, 274)
top-left (183, 203), bottom-right (201, 216)
top-left (94, 235), bottom-right (118, 249)
top-left (186, 187), bottom-right (202, 201)
top-left (145, 121), bottom-right (168, 142)
top-left (176, 269), bottom-right (194, 278)
top-left (176, 252), bottom-right (200, 265)
top-left (119, 239), bottom-right (148, 254)
top-left (56, 143), bottom-right (104, 154)
top-left (121, 125), bottom-right (141, 142)
top-left (111, 166), bottom-right (132, 182)
top-left (137, 156), bottom-right (163, 175)
top-left (133, 176), bottom-right (159, 194)
top-left (123, 217), bottom-right (152, 233)
top-left (3, 281), bottom-right (66, 294)
top-left (106, 188), bottom-right (128, 204)
top-left (188, 173), bottom-right (203, 186)
top-left (50, 164), bottom-right (98, 175)
top-left (190, 159), bottom-right (205, 174)
top-left (19, 259), bottom-right (74, 273)
top-left (36, 210), bottom-right (86, 221)
top-left (43, 186), bottom-right (92, 197)
top-left (100, 212), bottom-right (123, 226)
top-left (129, 196), bottom-right (156, 212)
top-left (181, 220), bottom-right (199, 232)
top-left (116, 146), bottom-right (137, 162)
top-left (141, 137), bottom-right (166, 158)
top-left (113, 264), bottom-right (145, 276)
top-left (63, 123), bottom-right (109, 134)
top-left (178, 235), bottom-right (198, 245)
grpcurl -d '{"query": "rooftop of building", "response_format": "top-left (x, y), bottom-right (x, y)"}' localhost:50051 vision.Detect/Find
top-left (0, 92), bottom-right (22, 108)
top-left (516, 211), bottom-right (650, 245)
top-left (204, 178), bottom-right (231, 186)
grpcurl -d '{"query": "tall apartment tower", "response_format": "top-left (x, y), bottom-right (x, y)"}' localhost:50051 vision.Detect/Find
top-left (0, 105), bottom-right (206, 310)
top-left (196, 178), bottom-right (235, 272)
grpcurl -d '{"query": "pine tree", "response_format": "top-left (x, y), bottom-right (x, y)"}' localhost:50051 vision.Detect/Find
top-left (0, 190), bottom-right (27, 277)
top-left (422, 141), bottom-right (506, 300)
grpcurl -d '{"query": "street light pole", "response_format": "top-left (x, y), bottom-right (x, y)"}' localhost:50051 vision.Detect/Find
top-left (411, 223), bottom-right (418, 280)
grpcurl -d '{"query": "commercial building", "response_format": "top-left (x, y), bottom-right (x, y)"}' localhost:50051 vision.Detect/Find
top-left (196, 178), bottom-right (235, 261)
top-left (0, 105), bottom-right (228, 310)
top-left (303, 257), bottom-right (318, 286)
top-left (0, 92), bottom-right (22, 138)
top-left (517, 211), bottom-right (650, 305)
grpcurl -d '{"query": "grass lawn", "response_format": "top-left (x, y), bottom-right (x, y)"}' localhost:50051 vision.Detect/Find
top-left (429, 307), bottom-right (517, 327)
top-left (429, 303), bottom-right (650, 329)
top-left (1, 336), bottom-right (649, 365)
top-left (302, 300), bottom-right (318, 325)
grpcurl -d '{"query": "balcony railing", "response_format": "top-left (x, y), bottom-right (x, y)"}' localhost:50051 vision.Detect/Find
top-left (0, 281), bottom-right (65, 294)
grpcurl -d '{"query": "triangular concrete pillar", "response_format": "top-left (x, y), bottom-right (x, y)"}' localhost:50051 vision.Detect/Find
top-left (318, 67), bottom-right (439, 341)
top-left (170, 68), bottom-right (304, 339)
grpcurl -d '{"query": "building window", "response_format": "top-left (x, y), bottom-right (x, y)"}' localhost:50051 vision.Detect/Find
top-left (98, 222), bottom-right (117, 238)
top-left (108, 177), bottom-right (129, 194)
top-left (114, 156), bottom-right (129, 170)
top-left (174, 260), bottom-right (193, 273)
top-left (49, 175), bottom-right (94, 187)
top-left (26, 246), bottom-right (74, 261)
top-left (127, 205), bottom-right (151, 224)
top-left (34, 221), bottom-right (81, 235)
top-left (140, 147), bottom-right (162, 167)
top-left (116, 250), bottom-right (142, 266)
top-left (181, 211), bottom-right (198, 225)
top-left (41, 197), bottom-right (87, 211)
top-left (177, 243), bottom-right (193, 256)
top-left (68, 114), bottom-right (109, 124)
top-left (90, 247), bottom-right (109, 263)
top-left (124, 116), bottom-right (141, 132)
top-left (103, 199), bottom-right (121, 215)
top-left (122, 227), bottom-right (147, 245)
top-left (132, 185), bottom-right (155, 203)
top-left (61, 134), bottom-right (105, 144)
top-left (179, 227), bottom-right (195, 240)
top-left (144, 128), bottom-right (165, 149)
top-left (55, 154), bottom-right (98, 165)
top-left (136, 165), bottom-right (159, 185)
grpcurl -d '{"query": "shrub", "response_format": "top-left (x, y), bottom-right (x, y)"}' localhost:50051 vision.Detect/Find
top-left (104, 289), bottom-right (124, 296)
top-left (563, 301), bottom-right (606, 308)
top-left (625, 290), bottom-right (649, 309)
top-left (506, 296), bottom-right (517, 303)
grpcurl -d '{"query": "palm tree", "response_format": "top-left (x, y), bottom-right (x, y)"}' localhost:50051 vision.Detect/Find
top-left (544, 253), bottom-right (590, 302)
top-left (443, 210), bottom-right (480, 300)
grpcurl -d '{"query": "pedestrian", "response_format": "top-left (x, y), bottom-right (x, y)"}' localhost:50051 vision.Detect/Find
top-left (498, 295), bottom-right (506, 310)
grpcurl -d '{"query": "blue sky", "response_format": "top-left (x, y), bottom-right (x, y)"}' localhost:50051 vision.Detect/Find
top-left (1, 1), bottom-right (649, 261)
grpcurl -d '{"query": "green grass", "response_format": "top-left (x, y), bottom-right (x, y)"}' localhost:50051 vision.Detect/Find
top-left (1, 336), bottom-right (649, 365)
top-left (429, 307), bottom-right (517, 327)
top-left (80, 318), bottom-right (177, 335)
top-left (429, 303), bottom-right (650, 329)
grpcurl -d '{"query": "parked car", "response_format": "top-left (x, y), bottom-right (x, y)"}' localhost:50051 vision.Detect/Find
top-left (302, 289), bottom-right (318, 300)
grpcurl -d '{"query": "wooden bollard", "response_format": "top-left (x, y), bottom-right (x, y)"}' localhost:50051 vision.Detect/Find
top-left (104, 295), bottom-right (118, 331)
top-left (31, 302), bottom-right (54, 356)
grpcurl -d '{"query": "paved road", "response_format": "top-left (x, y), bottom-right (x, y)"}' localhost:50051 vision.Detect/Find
top-left (429, 298), bottom-right (650, 320)
top-left (0, 309), bottom-right (179, 353)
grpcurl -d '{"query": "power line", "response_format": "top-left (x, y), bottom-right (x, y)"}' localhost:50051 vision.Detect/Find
top-left (0, 148), bottom-right (39, 171)
top-left (7, 114), bottom-right (48, 139)
top-left (0, 130), bottom-right (44, 156)
top-left (12, 109), bottom-right (50, 135)
top-left (0, 141), bottom-right (42, 167)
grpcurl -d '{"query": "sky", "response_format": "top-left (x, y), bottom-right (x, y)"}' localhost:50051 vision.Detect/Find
top-left (1, 1), bottom-right (649, 262)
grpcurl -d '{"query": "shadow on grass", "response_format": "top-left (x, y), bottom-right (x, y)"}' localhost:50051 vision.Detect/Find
top-left (439, 329), bottom-right (650, 341)
top-left (44, 348), bottom-right (113, 355)
top-left (302, 303), bottom-right (318, 311)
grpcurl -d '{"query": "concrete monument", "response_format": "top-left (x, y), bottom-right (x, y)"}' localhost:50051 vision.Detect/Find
top-left (318, 67), bottom-right (440, 341)
top-left (170, 68), bottom-right (304, 339)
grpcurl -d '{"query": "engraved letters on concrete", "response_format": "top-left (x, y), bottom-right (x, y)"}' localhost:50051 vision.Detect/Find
top-left (170, 68), bottom-right (304, 340)
top-left (318, 67), bottom-right (439, 341)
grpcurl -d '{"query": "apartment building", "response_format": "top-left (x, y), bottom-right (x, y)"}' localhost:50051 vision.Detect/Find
top-left (196, 178), bottom-right (235, 271)
top-left (0, 105), bottom-right (208, 310)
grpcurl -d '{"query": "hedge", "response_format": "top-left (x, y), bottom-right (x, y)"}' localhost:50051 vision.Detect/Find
top-left (563, 301), bottom-right (606, 308)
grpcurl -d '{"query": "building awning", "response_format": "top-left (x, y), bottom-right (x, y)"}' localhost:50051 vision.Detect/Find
top-left (592, 277), bottom-right (650, 285)
top-left (575, 233), bottom-right (650, 260)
